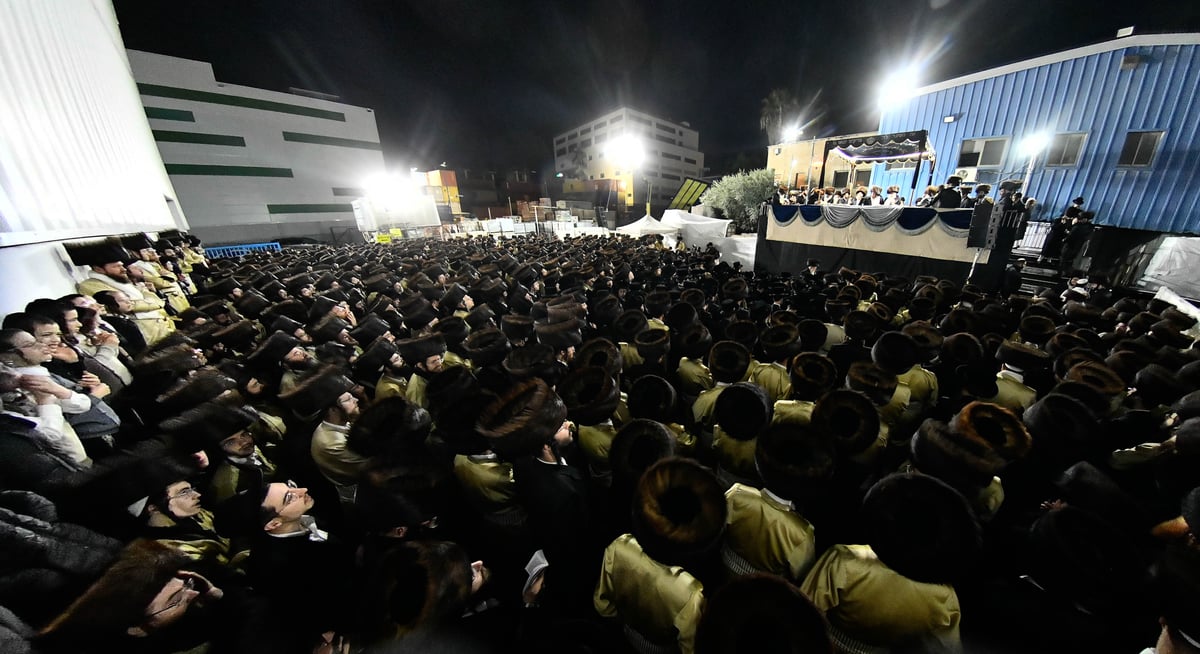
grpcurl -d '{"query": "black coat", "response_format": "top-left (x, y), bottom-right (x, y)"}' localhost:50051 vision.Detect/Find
top-left (933, 187), bottom-right (962, 209)
top-left (512, 456), bottom-right (598, 616)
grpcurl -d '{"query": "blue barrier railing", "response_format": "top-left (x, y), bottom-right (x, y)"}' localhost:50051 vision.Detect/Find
top-left (203, 242), bottom-right (282, 259)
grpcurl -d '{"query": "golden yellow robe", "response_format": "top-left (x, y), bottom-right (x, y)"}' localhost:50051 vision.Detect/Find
top-left (723, 483), bottom-right (817, 582)
top-left (675, 357), bottom-right (715, 396)
top-left (594, 534), bottom-right (705, 654)
top-left (749, 361), bottom-right (792, 403)
top-left (801, 544), bottom-right (962, 653)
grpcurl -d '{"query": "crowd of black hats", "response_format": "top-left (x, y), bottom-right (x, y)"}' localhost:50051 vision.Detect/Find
top-left (2, 230), bottom-right (1200, 654)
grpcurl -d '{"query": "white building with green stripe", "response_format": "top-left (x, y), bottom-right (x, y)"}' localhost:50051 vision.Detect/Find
top-left (128, 50), bottom-right (386, 245)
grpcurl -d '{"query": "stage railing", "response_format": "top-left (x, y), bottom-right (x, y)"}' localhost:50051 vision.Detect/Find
top-left (1015, 221), bottom-right (1052, 252)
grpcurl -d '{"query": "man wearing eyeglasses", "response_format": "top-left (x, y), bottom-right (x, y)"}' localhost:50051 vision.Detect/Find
top-left (251, 480), bottom-right (354, 651)
top-left (139, 474), bottom-right (246, 576)
top-left (36, 540), bottom-right (235, 652)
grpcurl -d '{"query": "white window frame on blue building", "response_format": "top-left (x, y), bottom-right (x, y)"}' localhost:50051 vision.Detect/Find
top-left (1045, 132), bottom-right (1088, 167)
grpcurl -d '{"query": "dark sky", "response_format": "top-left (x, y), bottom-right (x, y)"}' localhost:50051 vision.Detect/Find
top-left (113, 0), bottom-right (1200, 175)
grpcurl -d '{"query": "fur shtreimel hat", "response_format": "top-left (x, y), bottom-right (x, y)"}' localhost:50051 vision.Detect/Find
top-left (499, 314), bottom-right (534, 342)
top-left (995, 339), bottom-right (1051, 372)
top-left (911, 418), bottom-right (1006, 491)
top-left (350, 314), bottom-right (393, 346)
top-left (573, 337), bottom-right (623, 377)
top-left (353, 337), bottom-right (398, 379)
top-left (1018, 314), bottom-right (1057, 345)
top-left (610, 419), bottom-right (676, 491)
top-left (627, 375), bottom-right (678, 422)
top-left (159, 401), bottom-right (258, 451)
top-left (205, 276), bottom-right (241, 298)
top-left (723, 320), bottom-right (759, 350)
top-left (589, 295), bottom-right (623, 327)
top-left (695, 574), bottom-right (833, 654)
top-left (760, 324), bottom-right (801, 362)
top-left (675, 323), bottom-right (713, 361)
top-left (714, 382), bottom-right (772, 441)
top-left (797, 320), bottom-right (829, 352)
top-left (812, 389), bottom-right (881, 456)
top-left (870, 331), bottom-right (920, 375)
top-left (557, 366), bottom-right (620, 425)
top-left (861, 472), bottom-right (982, 585)
top-left (277, 364), bottom-right (355, 416)
top-left (132, 342), bottom-right (205, 379)
top-left (632, 457), bottom-right (728, 567)
top-left (842, 310), bottom-right (878, 342)
top-left (612, 309), bottom-right (649, 343)
top-left (38, 540), bottom-right (199, 643)
top-left (789, 352), bottom-right (838, 401)
top-left (62, 237), bottom-right (130, 267)
top-left (425, 369), bottom-right (485, 437)
top-left (939, 307), bottom-right (979, 337)
top-left (1064, 360), bottom-right (1125, 398)
top-left (722, 277), bottom-right (749, 300)
top-left (902, 321), bottom-right (943, 359)
top-left (211, 320), bottom-right (259, 350)
top-left (461, 328), bottom-right (510, 368)
top-left (395, 334), bottom-right (446, 365)
top-left (665, 302), bottom-right (699, 331)
top-left (311, 315), bottom-right (352, 344)
top-left (1026, 506), bottom-right (1145, 618)
top-left (475, 378), bottom-right (567, 458)
top-left (234, 291), bottom-right (272, 319)
top-left (949, 401), bottom-right (1032, 463)
top-left (1022, 393), bottom-right (1100, 465)
top-left (154, 366), bottom-right (237, 413)
top-left (846, 361), bottom-right (898, 407)
top-left (1134, 363), bottom-right (1189, 408)
top-left (503, 343), bottom-right (562, 385)
top-left (708, 340), bottom-right (751, 384)
top-left (247, 331), bottom-right (299, 368)
top-left (634, 327), bottom-right (670, 360)
top-left (535, 318), bottom-right (582, 350)
top-left (754, 422), bottom-right (836, 507)
top-left (464, 304), bottom-right (496, 331)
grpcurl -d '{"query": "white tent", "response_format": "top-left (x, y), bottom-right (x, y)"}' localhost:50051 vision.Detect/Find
top-left (661, 209), bottom-right (731, 246)
top-left (615, 214), bottom-right (679, 236)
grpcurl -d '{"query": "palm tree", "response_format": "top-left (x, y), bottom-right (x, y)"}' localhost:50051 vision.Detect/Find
top-left (760, 88), bottom-right (799, 145)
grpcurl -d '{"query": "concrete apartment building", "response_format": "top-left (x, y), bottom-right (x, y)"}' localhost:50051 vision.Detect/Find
top-left (552, 107), bottom-right (704, 209)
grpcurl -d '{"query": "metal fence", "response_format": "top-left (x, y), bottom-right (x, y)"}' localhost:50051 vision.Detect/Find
top-left (203, 242), bottom-right (282, 259)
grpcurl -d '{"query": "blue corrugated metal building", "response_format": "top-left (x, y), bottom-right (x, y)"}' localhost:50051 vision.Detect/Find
top-left (873, 33), bottom-right (1200, 234)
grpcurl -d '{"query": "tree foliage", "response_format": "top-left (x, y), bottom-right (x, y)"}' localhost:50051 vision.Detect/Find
top-left (699, 168), bottom-right (776, 233)
top-left (759, 88), bottom-right (800, 145)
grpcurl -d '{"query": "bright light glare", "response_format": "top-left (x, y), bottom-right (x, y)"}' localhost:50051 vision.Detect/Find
top-left (363, 172), bottom-right (420, 211)
top-left (604, 134), bottom-right (645, 169)
top-left (783, 124), bottom-right (802, 142)
top-left (1020, 132), bottom-right (1052, 157)
top-left (877, 64), bottom-right (922, 110)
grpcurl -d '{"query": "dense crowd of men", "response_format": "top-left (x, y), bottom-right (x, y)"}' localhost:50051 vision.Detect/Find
top-left (1, 227), bottom-right (1199, 654)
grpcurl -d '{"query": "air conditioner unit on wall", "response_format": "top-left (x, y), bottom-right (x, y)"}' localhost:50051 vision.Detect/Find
top-left (954, 168), bottom-right (977, 183)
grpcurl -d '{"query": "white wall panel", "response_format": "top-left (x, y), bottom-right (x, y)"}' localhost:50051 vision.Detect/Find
top-left (0, 0), bottom-right (184, 247)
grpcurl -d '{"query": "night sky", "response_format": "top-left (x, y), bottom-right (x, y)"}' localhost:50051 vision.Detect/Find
top-left (113, 0), bottom-right (1200, 176)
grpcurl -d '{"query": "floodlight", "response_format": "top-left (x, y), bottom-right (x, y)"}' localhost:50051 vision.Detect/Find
top-left (604, 134), bottom-right (645, 169)
top-left (1020, 132), bottom-right (1052, 157)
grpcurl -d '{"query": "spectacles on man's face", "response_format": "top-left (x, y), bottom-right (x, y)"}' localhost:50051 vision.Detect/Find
top-left (281, 480), bottom-right (299, 508)
top-left (146, 576), bottom-right (196, 619)
top-left (168, 486), bottom-right (199, 500)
